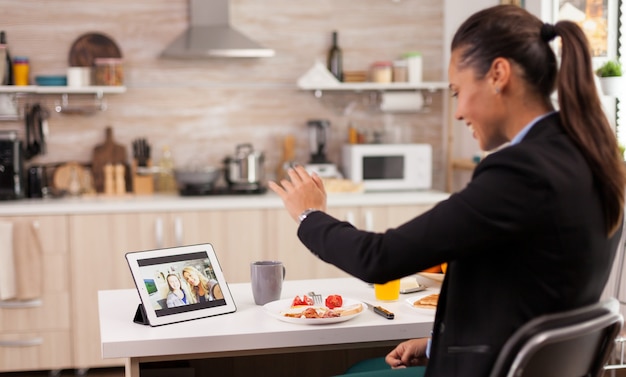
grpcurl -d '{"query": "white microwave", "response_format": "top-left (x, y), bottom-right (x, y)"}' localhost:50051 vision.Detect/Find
top-left (342, 144), bottom-right (432, 191)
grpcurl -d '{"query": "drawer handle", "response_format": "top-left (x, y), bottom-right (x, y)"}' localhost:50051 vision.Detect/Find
top-left (0, 299), bottom-right (43, 309)
top-left (0, 338), bottom-right (44, 347)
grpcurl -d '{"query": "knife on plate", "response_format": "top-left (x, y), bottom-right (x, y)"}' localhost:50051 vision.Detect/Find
top-left (365, 302), bottom-right (395, 320)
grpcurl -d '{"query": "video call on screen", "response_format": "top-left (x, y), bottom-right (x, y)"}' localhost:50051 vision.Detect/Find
top-left (138, 251), bottom-right (226, 317)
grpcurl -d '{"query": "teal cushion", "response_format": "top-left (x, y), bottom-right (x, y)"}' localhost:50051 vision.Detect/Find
top-left (337, 357), bottom-right (426, 377)
top-left (345, 357), bottom-right (390, 373)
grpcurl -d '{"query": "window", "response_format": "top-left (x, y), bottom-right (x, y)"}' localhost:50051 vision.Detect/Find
top-left (553, 0), bottom-right (623, 146)
top-left (618, 0), bottom-right (624, 146)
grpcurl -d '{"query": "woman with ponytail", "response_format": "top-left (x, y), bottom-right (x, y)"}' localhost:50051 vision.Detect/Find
top-left (269, 5), bottom-right (626, 376)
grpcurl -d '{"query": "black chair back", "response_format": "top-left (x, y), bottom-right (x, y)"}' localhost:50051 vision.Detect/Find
top-left (489, 298), bottom-right (623, 377)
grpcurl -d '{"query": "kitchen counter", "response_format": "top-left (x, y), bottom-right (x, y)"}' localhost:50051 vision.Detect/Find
top-left (0, 190), bottom-right (450, 216)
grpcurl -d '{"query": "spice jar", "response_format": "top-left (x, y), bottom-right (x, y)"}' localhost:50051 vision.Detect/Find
top-left (94, 58), bottom-right (123, 86)
top-left (392, 60), bottom-right (408, 82)
top-left (370, 61), bottom-right (393, 83)
top-left (12, 56), bottom-right (29, 86)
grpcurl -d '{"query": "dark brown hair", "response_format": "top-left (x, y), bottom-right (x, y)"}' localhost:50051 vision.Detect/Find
top-left (451, 5), bottom-right (625, 236)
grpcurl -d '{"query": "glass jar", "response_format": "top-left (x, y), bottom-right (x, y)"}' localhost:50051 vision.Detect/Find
top-left (370, 61), bottom-right (393, 83)
top-left (94, 58), bottom-right (123, 86)
top-left (392, 60), bottom-right (408, 82)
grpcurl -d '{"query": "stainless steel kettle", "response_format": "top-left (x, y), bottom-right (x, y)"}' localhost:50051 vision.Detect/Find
top-left (223, 143), bottom-right (265, 190)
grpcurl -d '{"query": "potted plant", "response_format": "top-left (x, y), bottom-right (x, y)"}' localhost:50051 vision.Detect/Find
top-left (596, 60), bottom-right (624, 96)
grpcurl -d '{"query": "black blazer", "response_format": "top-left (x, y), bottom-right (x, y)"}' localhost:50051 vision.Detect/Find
top-left (298, 113), bottom-right (621, 376)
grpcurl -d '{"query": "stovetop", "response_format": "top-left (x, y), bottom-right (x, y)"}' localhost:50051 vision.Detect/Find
top-left (179, 184), bottom-right (267, 196)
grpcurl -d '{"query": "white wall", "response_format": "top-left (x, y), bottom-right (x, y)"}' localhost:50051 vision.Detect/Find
top-left (443, 0), bottom-right (497, 191)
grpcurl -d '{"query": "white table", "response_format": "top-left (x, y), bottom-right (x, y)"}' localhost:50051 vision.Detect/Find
top-left (98, 277), bottom-right (439, 377)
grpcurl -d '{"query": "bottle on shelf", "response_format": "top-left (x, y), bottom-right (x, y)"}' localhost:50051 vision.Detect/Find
top-left (402, 51), bottom-right (423, 83)
top-left (157, 145), bottom-right (177, 193)
top-left (0, 31), bottom-right (13, 85)
top-left (12, 56), bottom-right (29, 86)
top-left (327, 30), bottom-right (343, 82)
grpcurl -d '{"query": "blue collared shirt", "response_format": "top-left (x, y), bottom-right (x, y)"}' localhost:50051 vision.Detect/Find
top-left (510, 111), bottom-right (556, 145)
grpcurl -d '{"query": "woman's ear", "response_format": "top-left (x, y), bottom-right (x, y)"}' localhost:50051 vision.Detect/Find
top-left (488, 57), bottom-right (512, 94)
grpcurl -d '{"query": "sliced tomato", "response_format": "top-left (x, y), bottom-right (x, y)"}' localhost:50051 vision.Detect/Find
top-left (291, 295), bottom-right (314, 307)
top-left (325, 294), bottom-right (343, 309)
top-left (303, 295), bottom-right (314, 306)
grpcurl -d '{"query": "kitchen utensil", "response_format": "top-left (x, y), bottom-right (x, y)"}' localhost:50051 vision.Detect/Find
top-left (276, 135), bottom-right (295, 181)
top-left (132, 138), bottom-right (151, 167)
top-left (0, 130), bottom-right (25, 200)
top-left (53, 162), bottom-right (87, 196)
top-left (399, 277), bottom-right (426, 294)
top-left (307, 119), bottom-right (330, 164)
top-left (418, 272), bottom-right (445, 283)
top-left (91, 127), bottom-right (128, 193)
top-left (66, 67), bottom-right (91, 87)
top-left (27, 165), bottom-right (49, 198)
top-left (364, 301), bottom-right (395, 319)
top-left (34, 75), bottom-right (67, 86)
top-left (223, 143), bottom-right (265, 191)
top-left (0, 46), bottom-right (6, 85)
top-left (68, 32), bottom-right (122, 67)
top-left (251, 261), bottom-right (285, 305)
top-left (24, 103), bottom-right (48, 160)
top-left (173, 166), bottom-right (221, 189)
top-left (306, 119), bottom-right (342, 178)
top-left (263, 297), bottom-right (366, 325)
top-left (307, 291), bottom-right (323, 305)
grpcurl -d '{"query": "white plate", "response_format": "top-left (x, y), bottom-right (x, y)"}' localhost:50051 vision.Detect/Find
top-left (263, 297), bottom-right (366, 325)
top-left (405, 290), bottom-right (440, 314)
top-left (418, 272), bottom-right (445, 282)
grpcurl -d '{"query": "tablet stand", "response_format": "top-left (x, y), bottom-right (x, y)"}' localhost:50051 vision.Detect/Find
top-left (133, 303), bottom-right (150, 325)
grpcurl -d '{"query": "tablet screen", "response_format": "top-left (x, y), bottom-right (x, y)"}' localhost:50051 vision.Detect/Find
top-left (126, 244), bottom-right (236, 326)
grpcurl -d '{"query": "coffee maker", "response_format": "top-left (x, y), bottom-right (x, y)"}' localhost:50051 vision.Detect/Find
top-left (305, 119), bottom-right (342, 178)
top-left (0, 130), bottom-right (25, 200)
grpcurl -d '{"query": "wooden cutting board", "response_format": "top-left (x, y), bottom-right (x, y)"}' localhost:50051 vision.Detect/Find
top-left (92, 127), bottom-right (128, 193)
top-left (68, 32), bottom-right (122, 67)
top-left (275, 135), bottom-right (295, 181)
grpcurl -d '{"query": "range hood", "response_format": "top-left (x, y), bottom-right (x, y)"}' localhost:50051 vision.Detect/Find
top-left (161, 0), bottom-right (275, 58)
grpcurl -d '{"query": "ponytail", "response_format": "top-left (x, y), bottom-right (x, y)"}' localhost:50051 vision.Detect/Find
top-left (555, 21), bottom-right (626, 236)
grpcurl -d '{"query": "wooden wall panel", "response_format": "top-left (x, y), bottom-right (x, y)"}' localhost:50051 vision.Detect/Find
top-left (0, 0), bottom-right (447, 189)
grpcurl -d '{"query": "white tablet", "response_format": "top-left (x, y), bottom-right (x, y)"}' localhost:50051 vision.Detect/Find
top-left (126, 243), bottom-right (236, 326)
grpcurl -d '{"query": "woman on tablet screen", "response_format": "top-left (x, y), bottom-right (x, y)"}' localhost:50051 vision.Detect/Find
top-left (165, 274), bottom-right (189, 308)
top-left (182, 266), bottom-right (223, 303)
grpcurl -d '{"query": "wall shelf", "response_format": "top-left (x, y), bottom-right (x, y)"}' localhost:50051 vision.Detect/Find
top-left (297, 81), bottom-right (449, 92)
top-left (0, 86), bottom-right (126, 120)
top-left (296, 61), bottom-right (448, 95)
top-left (0, 85), bottom-right (126, 94)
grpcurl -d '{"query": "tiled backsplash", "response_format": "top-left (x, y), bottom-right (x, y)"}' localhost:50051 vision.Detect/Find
top-left (0, 0), bottom-right (447, 190)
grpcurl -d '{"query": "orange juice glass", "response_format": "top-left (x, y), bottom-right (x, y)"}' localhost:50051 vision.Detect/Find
top-left (374, 279), bottom-right (401, 301)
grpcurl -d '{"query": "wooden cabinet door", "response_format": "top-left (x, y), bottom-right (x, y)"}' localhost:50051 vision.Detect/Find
top-left (265, 209), bottom-right (350, 280)
top-left (173, 209), bottom-right (266, 284)
top-left (386, 204), bottom-right (434, 228)
top-left (328, 205), bottom-right (388, 232)
top-left (68, 212), bottom-right (168, 368)
top-left (0, 215), bottom-right (72, 372)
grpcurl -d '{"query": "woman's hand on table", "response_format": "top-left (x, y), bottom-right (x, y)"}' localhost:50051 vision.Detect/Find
top-left (268, 165), bottom-right (327, 223)
top-left (385, 338), bottom-right (430, 369)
